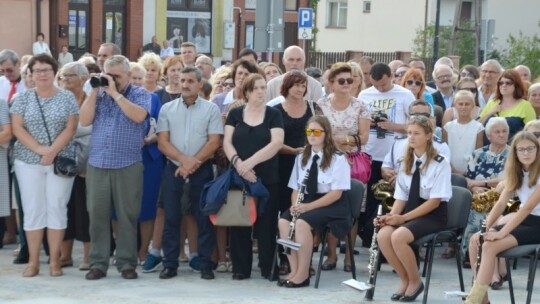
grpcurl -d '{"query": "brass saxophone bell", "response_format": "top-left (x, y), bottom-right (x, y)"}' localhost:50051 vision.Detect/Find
top-left (471, 188), bottom-right (500, 213)
top-left (371, 179), bottom-right (395, 211)
top-left (504, 199), bottom-right (520, 215)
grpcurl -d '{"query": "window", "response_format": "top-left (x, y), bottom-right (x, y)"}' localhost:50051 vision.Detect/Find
top-left (327, 0), bottom-right (347, 28)
top-left (363, 1), bottom-right (371, 13)
top-left (285, 0), bottom-right (297, 11)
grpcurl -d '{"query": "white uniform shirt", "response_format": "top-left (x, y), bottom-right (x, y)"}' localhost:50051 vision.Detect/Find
top-left (518, 171), bottom-right (540, 216)
top-left (288, 151), bottom-right (351, 194)
top-left (394, 153), bottom-right (452, 202)
top-left (382, 135), bottom-right (451, 170)
top-left (359, 84), bottom-right (416, 161)
top-left (0, 76), bottom-right (26, 102)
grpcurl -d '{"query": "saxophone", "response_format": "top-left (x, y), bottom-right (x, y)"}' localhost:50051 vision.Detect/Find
top-left (475, 219), bottom-right (487, 274)
top-left (372, 179), bottom-right (395, 211)
top-left (277, 169), bottom-right (310, 253)
top-left (365, 205), bottom-right (383, 300)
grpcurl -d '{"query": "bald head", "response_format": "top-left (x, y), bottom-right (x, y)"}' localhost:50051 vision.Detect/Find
top-left (282, 46), bottom-right (305, 71)
top-left (515, 65), bottom-right (531, 82)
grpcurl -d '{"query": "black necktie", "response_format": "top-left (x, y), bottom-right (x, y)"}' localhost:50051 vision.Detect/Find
top-left (306, 154), bottom-right (320, 198)
top-left (405, 160), bottom-right (422, 212)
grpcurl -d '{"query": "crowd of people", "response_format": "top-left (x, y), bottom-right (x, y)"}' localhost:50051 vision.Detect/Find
top-left (1, 40), bottom-right (540, 302)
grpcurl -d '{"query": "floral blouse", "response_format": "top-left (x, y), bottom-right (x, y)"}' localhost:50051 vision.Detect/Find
top-left (465, 145), bottom-right (509, 180)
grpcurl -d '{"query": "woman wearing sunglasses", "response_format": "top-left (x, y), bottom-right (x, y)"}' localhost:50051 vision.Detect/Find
top-left (466, 131), bottom-right (540, 304)
top-left (376, 114), bottom-right (451, 301)
top-left (316, 62), bottom-right (371, 272)
top-left (442, 77), bottom-right (481, 127)
top-left (401, 68), bottom-right (435, 111)
top-left (478, 69), bottom-right (535, 142)
top-left (277, 115), bottom-right (351, 288)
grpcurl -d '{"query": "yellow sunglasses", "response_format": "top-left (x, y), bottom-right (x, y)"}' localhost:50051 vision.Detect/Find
top-left (305, 129), bottom-right (325, 137)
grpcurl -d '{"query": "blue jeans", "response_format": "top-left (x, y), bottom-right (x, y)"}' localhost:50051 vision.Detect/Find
top-left (161, 160), bottom-right (215, 270)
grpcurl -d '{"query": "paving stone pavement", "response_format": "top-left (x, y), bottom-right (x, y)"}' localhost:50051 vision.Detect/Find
top-left (0, 241), bottom-right (537, 303)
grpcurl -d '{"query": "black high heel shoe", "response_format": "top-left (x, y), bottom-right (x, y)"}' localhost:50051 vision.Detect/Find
top-left (390, 293), bottom-right (404, 301)
top-left (284, 277), bottom-right (310, 288)
top-left (399, 282), bottom-right (424, 302)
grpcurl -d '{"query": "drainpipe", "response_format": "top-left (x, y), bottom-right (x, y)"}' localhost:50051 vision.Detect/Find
top-left (36, 0), bottom-right (42, 34)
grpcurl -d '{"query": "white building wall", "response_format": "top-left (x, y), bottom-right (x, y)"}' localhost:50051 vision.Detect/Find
top-left (143, 1), bottom-right (156, 45)
top-left (317, 0), bottom-right (540, 54)
top-left (316, 0), bottom-right (426, 52)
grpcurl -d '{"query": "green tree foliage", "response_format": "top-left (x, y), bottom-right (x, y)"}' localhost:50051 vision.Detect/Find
top-left (412, 21), bottom-right (476, 65)
top-left (491, 31), bottom-right (540, 79)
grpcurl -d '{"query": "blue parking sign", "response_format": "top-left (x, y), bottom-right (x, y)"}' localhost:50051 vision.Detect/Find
top-left (298, 8), bottom-right (313, 28)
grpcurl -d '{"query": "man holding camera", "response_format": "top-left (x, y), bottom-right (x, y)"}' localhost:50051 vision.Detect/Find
top-left (357, 63), bottom-right (415, 247)
top-left (80, 55), bottom-right (151, 280)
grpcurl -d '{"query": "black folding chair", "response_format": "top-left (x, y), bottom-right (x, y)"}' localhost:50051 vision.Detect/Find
top-left (497, 244), bottom-right (540, 304)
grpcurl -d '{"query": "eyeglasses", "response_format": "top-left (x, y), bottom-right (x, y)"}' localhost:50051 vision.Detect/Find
top-left (516, 146), bottom-right (537, 154)
top-left (410, 112), bottom-right (431, 118)
top-left (532, 131), bottom-right (540, 139)
top-left (436, 74), bottom-right (452, 81)
top-left (460, 72), bottom-right (474, 78)
top-left (60, 73), bottom-right (78, 80)
top-left (0, 68), bottom-right (15, 74)
top-left (458, 87), bottom-right (477, 94)
top-left (336, 78), bottom-right (353, 85)
top-left (305, 129), bottom-right (325, 137)
top-left (222, 82), bottom-right (235, 88)
top-left (394, 71), bottom-right (406, 78)
top-left (406, 80), bottom-right (423, 86)
top-left (32, 68), bottom-right (53, 75)
top-left (498, 80), bottom-right (514, 86)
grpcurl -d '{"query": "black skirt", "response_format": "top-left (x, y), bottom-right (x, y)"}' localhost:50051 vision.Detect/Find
top-left (496, 214), bottom-right (540, 245)
top-left (280, 192), bottom-right (351, 239)
top-left (401, 200), bottom-right (448, 240)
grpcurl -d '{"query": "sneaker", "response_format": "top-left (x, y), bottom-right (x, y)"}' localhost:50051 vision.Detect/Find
top-left (216, 261), bottom-right (228, 273)
top-left (189, 256), bottom-right (201, 272)
top-left (227, 261), bottom-right (233, 272)
top-left (142, 254), bottom-right (163, 273)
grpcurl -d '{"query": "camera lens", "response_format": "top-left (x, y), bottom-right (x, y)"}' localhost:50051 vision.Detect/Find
top-left (90, 76), bottom-right (101, 88)
top-left (99, 76), bottom-right (109, 87)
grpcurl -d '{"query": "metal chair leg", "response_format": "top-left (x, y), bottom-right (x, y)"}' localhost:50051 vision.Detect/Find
top-left (314, 229), bottom-right (328, 289)
top-left (455, 243), bottom-right (465, 291)
top-left (506, 257), bottom-right (515, 304)
top-left (347, 233), bottom-right (356, 280)
top-left (422, 240), bottom-right (436, 304)
top-left (525, 250), bottom-right (539, 304)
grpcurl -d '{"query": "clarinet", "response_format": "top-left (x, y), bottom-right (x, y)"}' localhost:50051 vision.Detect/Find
top-left (365, 205), bottom-right (383, 300)
top-left (476, 219), bottom-right (487, 274)
top-left (278, 169), bottom-right (310, 254)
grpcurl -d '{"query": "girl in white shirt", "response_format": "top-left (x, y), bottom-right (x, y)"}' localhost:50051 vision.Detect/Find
top-left (376, 115), bottom-right (452, 302)
top-left (466, 131), bottom-right (540, 304)
top-left (278, 115), bottom-right (350, 288)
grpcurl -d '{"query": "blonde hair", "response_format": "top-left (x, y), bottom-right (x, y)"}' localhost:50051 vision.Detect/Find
top-left (129, 62), bottom-right (146, 77)
top-left (504, 131), bottom-right (540, 192)
top-left (347, 61), bottom-right (365, 96)
top-left (402, 116), bottom-right (438, 175)
top-left (137, 52), bottom-right (163, 80)
top-left (524, 120), bottom-right (540, 132)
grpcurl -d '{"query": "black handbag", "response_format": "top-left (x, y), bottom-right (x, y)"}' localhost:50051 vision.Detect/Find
top-left (34, 90), bottom-right (77, 177)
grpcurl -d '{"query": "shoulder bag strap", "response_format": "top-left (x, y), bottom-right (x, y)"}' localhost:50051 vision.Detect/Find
top-left (34, 90), bottom-right (53, 145)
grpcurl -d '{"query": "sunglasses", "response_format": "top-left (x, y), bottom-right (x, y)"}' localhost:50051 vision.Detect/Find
top-left (222, 82), bottom-right (235, 88)
top-left (336, 78), bottom-right (353, 85)
top-left (409, 115), bottom-right (429, 122)
top-left (406, 80), bottom-right (423, 86)
top-left (498, 80), bottom-right (514, 86)
top-left (458, 88), bottom-right (477, 94)
top-left (460, 72), bottom-right (474, 78)
top-left (305, 129), bottom-right (325, 137)
top-left (410, 112), bottom-right (430, 118)
top-left (394, 71), bottom-right (406, 78)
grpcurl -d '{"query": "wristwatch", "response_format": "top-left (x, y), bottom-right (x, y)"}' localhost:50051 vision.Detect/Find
top-left (114, 94), bottom-right (123, 102)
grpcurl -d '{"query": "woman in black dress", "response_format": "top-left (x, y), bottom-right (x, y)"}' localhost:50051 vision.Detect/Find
top-left (223, 73), bottom-right (284, 280)
top-left (278, 115), bottom-right (351, 288)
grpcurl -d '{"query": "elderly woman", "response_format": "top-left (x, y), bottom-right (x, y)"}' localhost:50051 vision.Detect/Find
top-left (138, 52), bottom-right (163, 93)
top-left (478, 69), bottom-right (536, 142)
top-left (57, 62), bottom-right (93, 271)
top-left (223, 73), bottom-right (284, 280)
top-left (11, 54), bottom-right (79, 277)
top-left (527, 82), bottom-right (540, 119)
top-left (461, 118), bottom-right (510, 265)
top-left (316, 62), bottom-right (371, 272)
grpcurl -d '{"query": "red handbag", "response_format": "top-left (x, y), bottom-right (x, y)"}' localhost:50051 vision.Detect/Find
top-left (347, 135), bottom-right (372, 183)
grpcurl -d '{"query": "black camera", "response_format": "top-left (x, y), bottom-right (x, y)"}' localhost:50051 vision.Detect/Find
top-left (89, 76), bottom-right (109, 88)
top-left (372, 112), bottom-right (388, 139)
